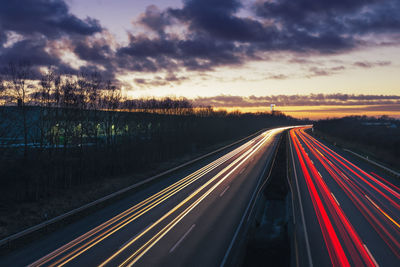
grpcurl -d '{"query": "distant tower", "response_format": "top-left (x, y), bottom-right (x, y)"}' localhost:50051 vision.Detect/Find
top-left (270, 104), bottom-right (275, 113)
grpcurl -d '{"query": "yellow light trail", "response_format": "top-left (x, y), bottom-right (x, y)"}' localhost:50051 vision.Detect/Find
top-left (101, 133), bottom-right (273, 266)
top-left (365, 195), bottom-right (400, 230)
top-left (115, 129), bottom-right (286, 266)
top-left (30, 129), bottom-right (266, 267)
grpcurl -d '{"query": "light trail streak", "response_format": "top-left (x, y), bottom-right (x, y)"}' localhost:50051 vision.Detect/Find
top-left (290, 129), bottom-right (350, 267)
top-left (304, 130), bottom-right (400, 226)
top-left (103, 128), bottom-right (279, 266)
top-left (307, 132), bottom-right (400, 211)
top-left (295, 127), bottom-right (400, 260)
top-left (29, 131), bottom-right (267, 267)
top-left (295, 128), bottom-right (376, 266)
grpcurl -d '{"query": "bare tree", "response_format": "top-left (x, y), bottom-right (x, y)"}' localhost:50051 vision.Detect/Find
top-left (87, 72), bottom-right (102, 148)
top-left (102, 80), bottom-right (121, 146)
top-left (4, 61), bottom-right (32, 160)
top-left (38, 69), bottom-right (56, 148)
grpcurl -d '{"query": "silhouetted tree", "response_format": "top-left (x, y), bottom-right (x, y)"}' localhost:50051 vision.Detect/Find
top-left (3, 61), bottom-right (32, 160)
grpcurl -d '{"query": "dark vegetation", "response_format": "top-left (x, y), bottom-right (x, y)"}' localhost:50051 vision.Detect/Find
top-left (0, 62), bottom-right (301, 238)
top-left (314, 116), bottom-right (400, 169)
top-left (241, 132), bottom-right (290, 267)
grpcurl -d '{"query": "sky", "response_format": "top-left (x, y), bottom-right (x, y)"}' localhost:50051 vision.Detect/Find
top-left (1, 0), bottom-right (400, 119)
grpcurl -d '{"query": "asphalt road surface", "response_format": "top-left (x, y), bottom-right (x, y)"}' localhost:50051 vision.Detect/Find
top-left (0, 126), bottom-right (291, 267)
top-left (289, 127), bottom-right (400, 267)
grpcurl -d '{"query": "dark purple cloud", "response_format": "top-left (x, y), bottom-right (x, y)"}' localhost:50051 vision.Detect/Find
top-left (137, 5), bottom-right (173, 35)
top-left (193, 94), bottom-right (400, 107)
top-left (134, 74), bottom-right (188, 87)
top-left (353, 61), bottom-right (391, 68)
top-left (0, 0), bottom-right (101, 39)
top-left (116, 0), bottom-right (400, 77)
top-left (254, 0), bottom-right (400, 39)
top-left (0, 0), bottom-right (103, 77)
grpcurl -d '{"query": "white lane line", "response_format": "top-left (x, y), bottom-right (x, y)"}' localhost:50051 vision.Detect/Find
top-left (318, 171), bottom-right (322, 177)
top-left (289, 135), bottom-right (314, 267)
top-left (287, 174), bottom-right (296, 225)
top-left (364, 194), bottom-right (376, 206)
top-left (311, 160), bottom-right (314, 165)
top-left (169, 224), bottom-right (196, 253)
top-left (239, 167), bottom-right (246, 174)
top-left (339, 171), bottom-right (350, 180)
top-left (331, 193), bottom-right (340, 206)
top-left (120, 223), bottom-right (152, 249)
top-left (220, 186), bottom-right (230, 197)
top-left (363, 244), bottom-right (379, 267)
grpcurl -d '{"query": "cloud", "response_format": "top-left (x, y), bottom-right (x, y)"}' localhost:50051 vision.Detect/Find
top-left (353, 61), bottom-right (391, 68)
top-left (254, 0), bottom-right (400, 39)
top-left (169, 0), bottom-right (267, 42)
top-left (266, 74), bottom-right (289, 80)
top-left (116, 33), bottom-right (243, 73)
top-left (137, 5), bottom-right (174, 34)
top-left (192, 94), bottom-right (400, 107)
top-left (307, 65), bottom-right (346, 77)
top-left (134, 73), bottom-right (188, 88)
top-left (286, 104), bottom-right (400, 114)
top-left (0, 0), bottom-right (104, 78)
top-left (116, 0), bottom-right (400, 78)
top-left (0, 0), bottom-right (101, 39)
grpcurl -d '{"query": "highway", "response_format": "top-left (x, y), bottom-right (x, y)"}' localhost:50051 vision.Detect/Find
top-left (289, 127), bottom-right (400, 267)
top-left (0, 127), bottom-right (290, 267)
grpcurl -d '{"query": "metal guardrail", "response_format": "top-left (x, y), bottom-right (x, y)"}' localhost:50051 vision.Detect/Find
top-left (343, 149), bottom-right (400, 178)
top-left (0, 128), bottom-right (269, 248)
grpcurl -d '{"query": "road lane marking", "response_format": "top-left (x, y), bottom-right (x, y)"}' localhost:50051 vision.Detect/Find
top-left (331, 193), bottom-right (340, 206)
top-left (239, 167), bottom-right (246, 174)
top-left (169, 224), bottom-right (196, 253)
top-left (119, 223), bottom-right (153, 249)
top-left (318, 171), bottom-right (322, 177)
top-left (220, 186), bottom-right (230, 197)
top-left (287, 174), bottom-right (296, 225)
top-left (363, 244), bottom-right (379, 267)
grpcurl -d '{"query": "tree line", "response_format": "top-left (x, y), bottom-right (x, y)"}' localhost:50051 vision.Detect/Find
top-left (0, 62), bottom-right (300, 203)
